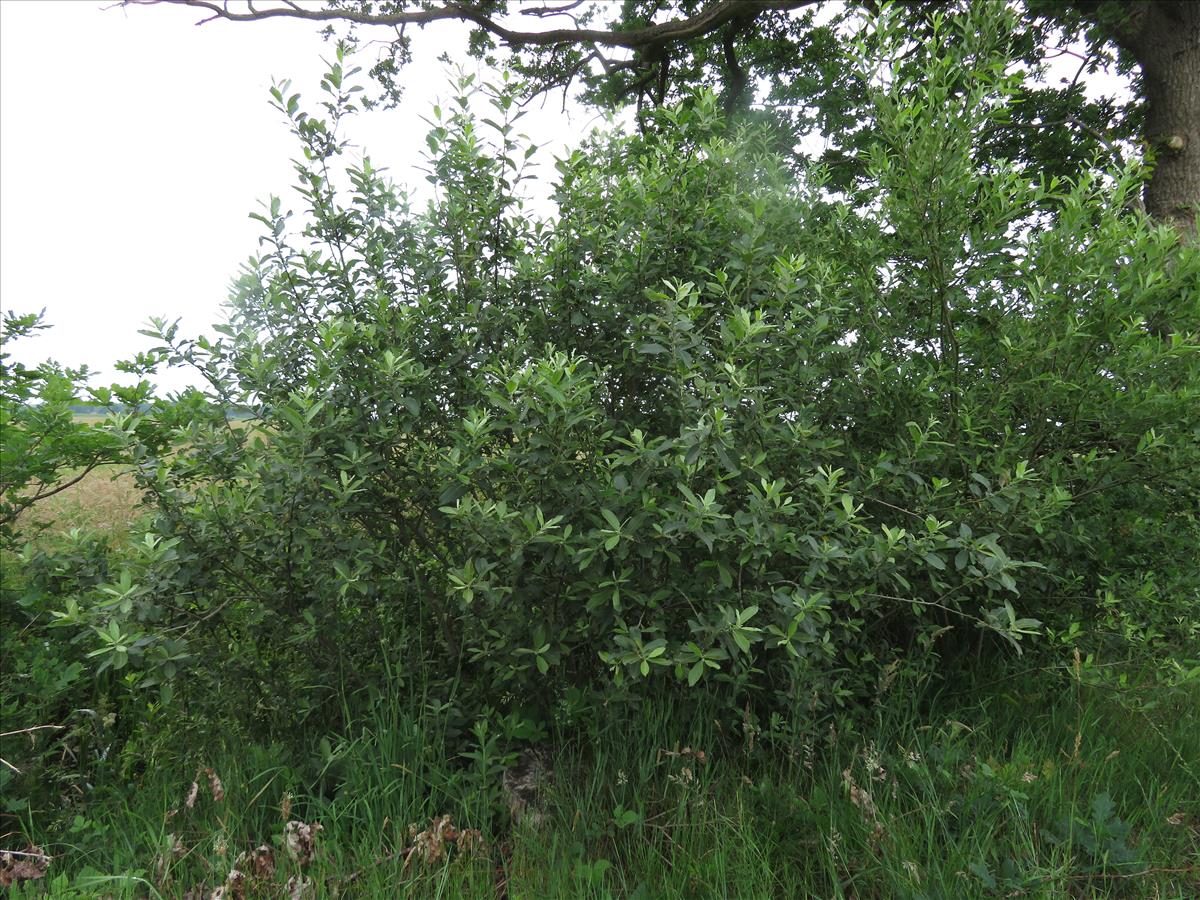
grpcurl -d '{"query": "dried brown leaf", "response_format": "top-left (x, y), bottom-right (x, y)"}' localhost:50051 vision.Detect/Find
top-left (407, 814), bottom-right (453, 867)
top-left (154, 833), bottom-right (186, 881)
top-left (240, 844), bottom-right (275, 880)
top-left (843, 767), bottom-right (885, 842)
top-left (403, 815), bottom-right (486, 869)
top-left (283, 821), bottom-right (322, 867)
top-left (0, 847), bottom-right (50, 887)
top-left (285, 874), bottom-right (314, 899)
top-left (209, 867), bottom-right (246, 900)
top-left (455, 827), bottom-right (487, 858)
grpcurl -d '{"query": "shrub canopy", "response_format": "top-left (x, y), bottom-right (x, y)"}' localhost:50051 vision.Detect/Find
top-left (22, 7), bottom-right (1199, 739)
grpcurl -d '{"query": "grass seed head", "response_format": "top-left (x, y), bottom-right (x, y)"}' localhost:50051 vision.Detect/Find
top-left (205, 767), bottom-right (225, 802)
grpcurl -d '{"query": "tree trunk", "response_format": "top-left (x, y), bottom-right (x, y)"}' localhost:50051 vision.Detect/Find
top-left (1114, 1), bottom-right (1200, 239)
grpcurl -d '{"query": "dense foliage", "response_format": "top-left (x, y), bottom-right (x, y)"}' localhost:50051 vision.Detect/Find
top-left (3, 6), bottom-right (1197, 853)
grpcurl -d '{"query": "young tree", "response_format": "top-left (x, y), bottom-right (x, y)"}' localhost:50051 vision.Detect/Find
top-left (129, 0), bottom-right (1198, 237)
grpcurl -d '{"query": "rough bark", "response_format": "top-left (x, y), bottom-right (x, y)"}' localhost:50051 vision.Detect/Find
top-left (1103, 0), bottom-right (1200, 238)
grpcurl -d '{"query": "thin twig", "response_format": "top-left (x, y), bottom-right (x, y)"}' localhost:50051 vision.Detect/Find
top-left (0, 724), bottom-right (65, 738)
top-left (0, 848), bottom-right (53, 860)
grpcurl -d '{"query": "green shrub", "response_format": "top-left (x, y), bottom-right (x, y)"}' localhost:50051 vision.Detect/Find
top-left (45, 8), bottom-right (1199, 742)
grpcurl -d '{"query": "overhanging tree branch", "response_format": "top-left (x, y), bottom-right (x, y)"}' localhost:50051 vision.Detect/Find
top-left (126, 0), bottom-right (816, 50)
top-left (121, 0), bottom-right (1197, 237)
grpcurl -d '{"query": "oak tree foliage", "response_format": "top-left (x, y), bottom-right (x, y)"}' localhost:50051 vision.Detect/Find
top-left (134, 0), bottom-right (1200, 235)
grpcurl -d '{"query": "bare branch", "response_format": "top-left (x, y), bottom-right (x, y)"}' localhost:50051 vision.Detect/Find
top-left (0, 848), bottom-right (53, 862)
top-left (721, 13), bottom-right (753, 113)
top-left (0, 724), bottom-right (66, 737)
top-left (125, 1), bottom-right (816, 51)
top-left (26, 459), bottom-right (103, 505)
top-left (520, 1), bottom-right (587, 19)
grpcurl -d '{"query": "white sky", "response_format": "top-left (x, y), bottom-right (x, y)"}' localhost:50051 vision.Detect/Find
top-left (0, 0), bottom-right (592, 394)
top-left (1, 2), bottom-right (1133, 397)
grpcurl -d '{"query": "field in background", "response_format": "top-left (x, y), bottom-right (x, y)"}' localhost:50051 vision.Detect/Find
top-left (20, 467), bottom-right (143, 539)
top-left (14, 414), bottom-right (141, 542)
top-left (15, 411), bottom-right (262, 543)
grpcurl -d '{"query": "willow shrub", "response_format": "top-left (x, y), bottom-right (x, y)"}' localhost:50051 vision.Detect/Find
top-left (53, 8), bottom-right (1198, 740)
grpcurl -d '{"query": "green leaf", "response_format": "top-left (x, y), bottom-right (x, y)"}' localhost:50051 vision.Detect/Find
top-left (922, 552), bottom-right (946, 571)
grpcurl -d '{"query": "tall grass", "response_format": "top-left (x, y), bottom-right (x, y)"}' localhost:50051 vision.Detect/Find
top-left (12, 662), bottom-right (1197, 898)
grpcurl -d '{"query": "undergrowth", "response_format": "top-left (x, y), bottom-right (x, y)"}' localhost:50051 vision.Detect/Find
top-left (6, 664), bottom-right (1197, 898)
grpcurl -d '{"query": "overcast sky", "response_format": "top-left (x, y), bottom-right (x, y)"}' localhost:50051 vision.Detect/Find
top-left (1, 2), bottom-right (1132, 397)
top-left (0, 0), bottom-right (591, 393)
